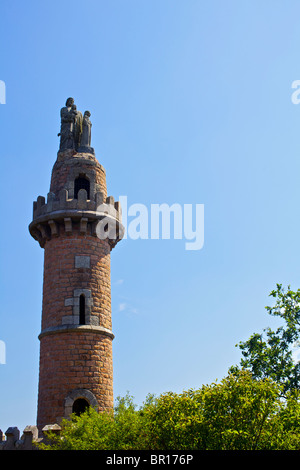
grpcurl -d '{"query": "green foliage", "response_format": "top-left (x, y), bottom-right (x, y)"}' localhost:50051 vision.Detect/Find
top-left (143, 370), bottom-right (295, 450)
top-left (38, 393), bottom-right (147, 450)
top-left (233, 284), bottom-right (300, 396)
top-left (39, 371), bottom-right (300, 450)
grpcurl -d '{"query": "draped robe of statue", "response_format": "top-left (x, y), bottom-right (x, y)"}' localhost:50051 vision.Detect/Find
top-left (80, 111), bottom-right (92, 147)
top-left (59, 100), bottom-right (77, 151)
top-left (74, 108), bottom-right (83, 150)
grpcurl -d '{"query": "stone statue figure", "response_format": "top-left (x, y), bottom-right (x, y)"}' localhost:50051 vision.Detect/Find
top-left (81, 111), bottom-right (92, 147)
top-left (58, 97), bottom-right (76, 151)
top-left (73, 105), bottom-right (83, 150)
top-left (58, 98), bottom-right (93, 154)
top-left (58, 98), bottom-right (83, 151)
top-left (78, 110), bottom-right (94, 154)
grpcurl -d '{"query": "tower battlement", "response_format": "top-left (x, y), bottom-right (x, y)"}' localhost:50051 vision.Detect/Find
top-left (29, 186), bottom-right (123, 249)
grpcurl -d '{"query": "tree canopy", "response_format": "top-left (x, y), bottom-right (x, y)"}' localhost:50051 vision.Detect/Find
top-left (233, 284), bottom-right (300, 397)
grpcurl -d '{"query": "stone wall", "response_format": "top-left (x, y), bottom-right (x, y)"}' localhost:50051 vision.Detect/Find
top-left (0, 424), bottom-right (61, 450)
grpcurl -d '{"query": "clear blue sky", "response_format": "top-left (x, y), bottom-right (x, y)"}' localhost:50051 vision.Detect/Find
top-left (1, 0), bottom-right (300, 433)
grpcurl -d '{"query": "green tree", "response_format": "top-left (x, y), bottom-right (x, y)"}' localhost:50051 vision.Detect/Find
top-left (233, 284), bottom-right (300, 396)
top-left (143, 370), bottom-right (294, 450)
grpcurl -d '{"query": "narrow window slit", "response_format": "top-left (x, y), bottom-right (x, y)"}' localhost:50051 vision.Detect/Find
top-left (79, 294), bottom-right (86, 325)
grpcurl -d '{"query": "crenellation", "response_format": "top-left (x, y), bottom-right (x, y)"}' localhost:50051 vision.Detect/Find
top-left (0, 424), bottom-right (61, 450)
top-left (37, 195), bottom-right (45, 211)
top-left (59, 188), bottom-right (68, 207)
top-left (95, 190), bottom-right (104, 206)
top-left (30, 187), bottom-right (123, 248)
top-left (32, 188), bottom-right (122, 221)
top-left (106, 195), bottom-right (114, 205)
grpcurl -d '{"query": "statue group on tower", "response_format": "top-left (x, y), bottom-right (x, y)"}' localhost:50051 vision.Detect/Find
top-left (58, 97), bottom-right (94, 154)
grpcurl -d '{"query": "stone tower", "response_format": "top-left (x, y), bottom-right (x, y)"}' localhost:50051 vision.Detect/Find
top-left (29, 98), bottom-right (124, 431)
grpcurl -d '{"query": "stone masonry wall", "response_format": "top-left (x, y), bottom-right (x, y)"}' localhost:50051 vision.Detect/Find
top-left (37, 229), bottom-right (114, 431)
top-left (37, 332), bottom-right (113, 431)
top-left (41, 230), bottom-right (112, 331)
top-left (49, 151), bottom-right (107, 200)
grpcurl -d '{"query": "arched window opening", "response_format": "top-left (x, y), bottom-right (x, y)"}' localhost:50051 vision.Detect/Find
top-left (74, 176), bottom-right (90, 199)
top-left (72, 398), bottom-right (89, 416)
top-left (79, 294), bottom-right (86, 325)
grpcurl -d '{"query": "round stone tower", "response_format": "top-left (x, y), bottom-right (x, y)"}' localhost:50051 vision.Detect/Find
top-left (29, 99), bottom-right (124, 431)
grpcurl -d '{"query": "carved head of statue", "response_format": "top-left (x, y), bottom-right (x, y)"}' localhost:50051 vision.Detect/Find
top-left (66, 97), bottom-right (74, 107)
top-left (84, 110), bottom-right (91, 117)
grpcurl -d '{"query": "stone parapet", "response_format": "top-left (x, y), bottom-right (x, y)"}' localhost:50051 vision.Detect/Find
top-left (0, 424), bottom-right (60, 450)
top-left (29, 189), bottom-right (124, 249)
